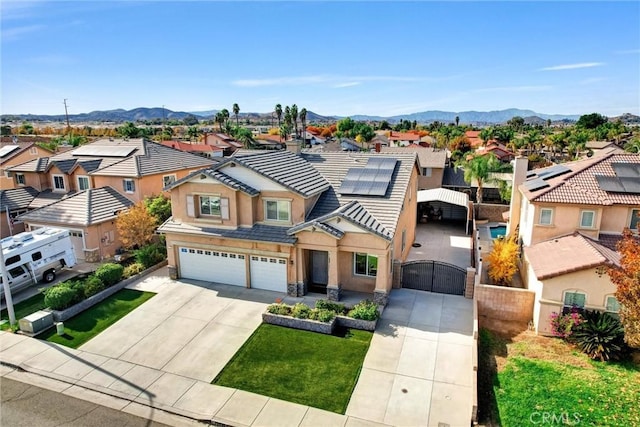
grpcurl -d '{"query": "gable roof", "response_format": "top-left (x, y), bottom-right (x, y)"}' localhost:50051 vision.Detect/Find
top-left (19, 186), bottom-right (134, 226)
top-left (28, 189), bottom-right (74, 209)
top-left (159, 141), bottom-right (222, 153)
top-left (0, 141), bottom-right (54, 166)
top-left (522, 153), bottom-right (640, 206)
top-left (524, 232), bottom-right (621, 280)
top-left (381, 146), bottom-right (446, 169)
top-left (158, 220), bottom-right (296, 245)
top-left (166, 168), bottom-right (259, 196)
top-left (8, 157), bottom-right (51, 173)
top-left (302, 151), bottom-right (417, 238)
top-left (0, 186), bottom-right (39, 211)
top-left (388, 131), bottom-right (420, 142)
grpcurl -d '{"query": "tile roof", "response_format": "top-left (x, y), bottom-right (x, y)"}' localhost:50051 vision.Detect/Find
top-left (524, 232), bottom-right (621, 280)
top-left (159, 141), bottom-right (221, 153)
top-left (381, 146), bottom-right (446, 169)
top-left (8, 157), bottom-right (50, 172)
top-left (166, 168), bottom-right (259, 196)
top-left (302, 151), bottom-right (417, 238)
top-left (28, 189), bottom-right (73, 209)
top-left (522, 153), bottom-right (640, 206)
top-left (158, 220), bottom-right (296, 245)
top-left (230, 151), bottom-right (331, 197)
top-left (388, 131), bottom-right (420, 141)
top-left (287, 220), bottom-right (345, 239)
top-left (0, 186), bottom-right (39, 211)
top-left (0, 141), bottom-right (54, 165)
top-left (19, 186), bottom-right (134, 226)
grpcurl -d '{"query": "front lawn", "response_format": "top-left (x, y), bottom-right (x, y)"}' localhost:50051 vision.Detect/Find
top-left (479, 328), bottom-right (640, 426)
top-left (39, 289), bottom-right (155, 348)
top-left (1, 293), bottom-right (46, 330)
top-left (213, 323), bottom-right (372, 414)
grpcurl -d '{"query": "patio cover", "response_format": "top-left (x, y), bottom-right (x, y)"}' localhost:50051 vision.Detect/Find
top-left (417, 188), bottom-right (471, 234)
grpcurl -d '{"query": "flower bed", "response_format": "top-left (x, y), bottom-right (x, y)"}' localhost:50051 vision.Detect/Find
top-left (263, 299), bottom-right (380, 334)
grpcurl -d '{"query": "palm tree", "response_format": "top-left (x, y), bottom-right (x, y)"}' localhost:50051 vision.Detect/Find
top-left (220, 109), bottom-right (230, 130)
top-left (235, 127), bottom-right (255, 149)
top-left (300, 108), bottom-right (307, 142)
top-left (624, 138), bottom-right (640, 153)
top-left (291, 104), bottom-right (299, 138)
top-left (455, 115), bottom-right (460, 127)
top-left (284, 106), bottom-right (292, 129)
top-left (233, 103), bottom-right (240, 127)
top-left (455, 153), bottom-right (510, 204)
top-left (275, 104), bottom-right (282, 128)
top-left (279, 123), bottom-right (291, 141)
top-left (479, 127), bottom-right (495, 146)
top-left (215, 112), bottom-right (224, 132)
top-left (186, 126), bottom-right (201, 141)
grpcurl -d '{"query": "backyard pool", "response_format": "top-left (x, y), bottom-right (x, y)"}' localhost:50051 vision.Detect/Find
top-left (490, 225), bottom-right (507, 239)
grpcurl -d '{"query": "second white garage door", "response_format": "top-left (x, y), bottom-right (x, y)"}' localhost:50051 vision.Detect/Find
top-left (250, 256), bottom-right (287, 292)
top-left (178, 247), bottom-right (246, 286)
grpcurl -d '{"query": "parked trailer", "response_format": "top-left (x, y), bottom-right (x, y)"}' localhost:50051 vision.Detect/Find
top-left (1, 227), bottom-right (77, 298)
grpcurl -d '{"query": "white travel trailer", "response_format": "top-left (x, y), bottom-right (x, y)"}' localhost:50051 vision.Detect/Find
top-left (1, 227), bottom-right (77, 297)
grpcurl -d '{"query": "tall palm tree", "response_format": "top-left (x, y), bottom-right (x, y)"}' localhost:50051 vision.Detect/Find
top-left (455, 115), bottom-right (460, 127)
top-left (455, 153), bottom-right (510, 204)
top-left (284, 106), bottom-right (292, 129)
top-left (215, 112), bottom-right (224, 132)
top-left (624, 138), bottom-right (640, 153)
top-left (275, 104), bottom-right (282, 128)
top-left (291, 104), bottom-right (299, 138)
top-left (300, 108), bottom-right (307, 142)
top-left (220, 109), bottom-right (230, 130)
top-left (232, 103), bottom-right (240, 127)
top-left (479, 127), bottom-right (494, 145)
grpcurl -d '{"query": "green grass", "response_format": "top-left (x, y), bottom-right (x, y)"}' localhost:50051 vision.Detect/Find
top-left (213, 323), bottom-right (373, 414)
top-left (38, 289), bottom-right (155, 349)
top-left (479, 328), bottom-right (640, 426)
top-left (1, 293), bottom-right (47, 330)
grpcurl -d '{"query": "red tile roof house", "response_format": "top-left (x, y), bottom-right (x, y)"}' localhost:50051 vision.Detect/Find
top-left (475, 143), bottom-right (514, 162)
top-left (202, 132), bottom-right (243, 155)
top-left (507, 153), bottom-right (639, 335)
top-left (387, 131), bottom-right (421, 147)
top-left (464, 130), bottom-right (495, 149)
top-left (160, 140), bottom-right (224, 158)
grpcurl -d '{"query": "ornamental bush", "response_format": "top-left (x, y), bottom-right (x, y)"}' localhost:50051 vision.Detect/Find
top-left (549, 308), bottom-right (584, 339)
top-left (134, 243), bottom-right (166, 268)
top-left (83, 276), bottom-right (105, 298)
top-left (291, 302), bottom-right (311, 319)
top-left (94, 263), bottom-right (124, 287)
top-left (315, 299), bottom-right (348, 315)
top-left (267, 303), bottom-right (292, 316)
top-left (573, 310), bottom-right (628, 361)
top-left (44, 283), bottom-right (80, 310)
top-left (348, 300), bottom-right (380, 321)
top-left (123, 262), bottom-right (145, 279)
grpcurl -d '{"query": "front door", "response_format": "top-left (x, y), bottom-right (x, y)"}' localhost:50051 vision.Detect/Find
top-left (310, 250), bottom-right (328, 293)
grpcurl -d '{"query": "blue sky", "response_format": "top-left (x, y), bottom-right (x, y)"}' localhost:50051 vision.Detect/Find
top-left (2, 1), bottom-right (639, 117)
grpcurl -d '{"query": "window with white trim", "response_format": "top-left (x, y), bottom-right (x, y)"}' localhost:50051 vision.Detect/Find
top-left (53, 175), bottom-right (65, 191)
top-left (422, 167), bottom-right (432, 177)
top-left (163, 174), bottom-right (176, 188)
top-left (123, 179), bottom-right (135, 193)
top-left (605, 296), bottom-right (620, 314)
top-left (15, 173), bottom-right (25, 186)
top-left (77, 176), bottom-right (90, 191)
top-left (579, 210), bottom-right (595, 229)
top-left (265, 200), bottom-right (290, 222)
top-left (199, 195), bottom-right (221, 216)
top-left (630, 209), bottom-right (640, 231)
top-left (562, 291), bottom-right (586, 314)
top-left (354, 253), bottom-right (378, 277)
top-left (539, 208), bottom-right (553, 226)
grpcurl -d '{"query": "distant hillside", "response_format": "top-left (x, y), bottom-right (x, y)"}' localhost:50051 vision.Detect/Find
top-left (611, 113), bottom-right (640, 125)
top-left (0, 107), bottom-right (592, 125)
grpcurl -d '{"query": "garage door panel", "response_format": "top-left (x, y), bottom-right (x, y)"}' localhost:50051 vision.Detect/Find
top-left (250, 256), bottom-right (287, 292)
top-left (179, 247), bottom-right (246, 286)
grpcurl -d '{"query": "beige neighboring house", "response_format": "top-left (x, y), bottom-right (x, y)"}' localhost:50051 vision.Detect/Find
top-left (0, 141), bottom-right (54, 190)
top-left (381, 146), bottom-right (446, 189)
top-left (0, 186), bottom-right (39, 238)
top-left (159, 148), bottom-right (419, 303)
top-left (202, 133), bottom-right (243, 155)
top-left (18, 187), bottom-right (134, 261)
top-left (508, 153), bottom-right (640, 335)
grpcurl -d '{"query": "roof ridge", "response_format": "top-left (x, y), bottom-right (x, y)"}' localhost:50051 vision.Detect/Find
top-left (85, 188), bottom-right (93, 225)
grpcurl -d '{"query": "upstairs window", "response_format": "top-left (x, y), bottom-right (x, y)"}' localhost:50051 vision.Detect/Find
top-left (123, 179), bottom-right (135, 193)
top-left (15, 173), bottom-right (25, 186)
top-left (265, 200), bottom-right (290, 222)
top-left (539, 208), bottom-right (553, 226)
top-left (630, 209), bottom-right (640, 231)
top-left (200, 195), bottom-right (221, 216)
top-left (53, 175), bottom-right (65, 191)
top-left (77, 176), bottom-right (90, 191)
top-left (163, 174), bottom-right (176, 188)
top-left (422, 167), bottom-right (432, 177)
top-left (580, 210), bottom-right (595, 229)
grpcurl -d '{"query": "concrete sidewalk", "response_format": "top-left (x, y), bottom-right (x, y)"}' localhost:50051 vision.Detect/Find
top-left (0, 268), bottom-right (474, 427)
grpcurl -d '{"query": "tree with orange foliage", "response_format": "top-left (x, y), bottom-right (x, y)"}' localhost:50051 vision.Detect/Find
top-left (487, 236), bottom-right (520, 286)
top-left (608, 228), bottom-right (640, 348)
top-left (116, 202), bottom-right (157, 250)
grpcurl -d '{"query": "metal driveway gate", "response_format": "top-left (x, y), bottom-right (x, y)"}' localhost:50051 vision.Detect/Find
top-left (401, 260), bottom-right (466, 295)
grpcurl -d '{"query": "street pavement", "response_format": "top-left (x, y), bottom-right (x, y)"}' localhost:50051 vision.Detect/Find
top-left (0, 267), bottom-right (475, 427)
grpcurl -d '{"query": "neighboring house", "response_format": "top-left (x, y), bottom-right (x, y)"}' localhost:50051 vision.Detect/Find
top-left (0, 141), bottom-right (54, 190)
top-left (8, 138), bottom-right (214, 204)
top-left (475, 143), bottom-right (514, 162)
top-left (388, 131), bottom-right (420, 147)
top-left (18, 187), bottom-right (134, 261)
top-left (202, 133), bottom-right (243, 155)
top-left (159, 140), bottom-right (224, 158)
top-left (159, 149), bottom-right (419, 304)
top-left (0, 186), bottom-right (39, 238)
top-left (382, 146), bottom-right (446, 189)
top-left (508, 153), bottom-right (640, 334)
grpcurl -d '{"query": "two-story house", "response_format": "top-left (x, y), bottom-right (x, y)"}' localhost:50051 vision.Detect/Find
top-left (0, 140), bottom-right (54, 190)
top-left (381, 146), bottom-right (446, 190)
top-left (10, 138), bottom-right (214, 261)
top-left (508, 153), bottom-right (639, 334)
top-left (159, 148), bottom-right (419, 304)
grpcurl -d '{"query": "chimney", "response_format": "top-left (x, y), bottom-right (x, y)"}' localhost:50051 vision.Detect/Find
top-left (375, 142), bottom-right (381, 153)
top-left (506, 156), bottom-right (529, 236)
top-left (285, 139), bottom-right (301, 155)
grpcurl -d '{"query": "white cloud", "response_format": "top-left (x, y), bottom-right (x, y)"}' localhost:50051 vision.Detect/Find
top-left (473, 85), bottom-right (553, 93)
top-left (1, 24), bottom-right (45, 41)
top-left (231, 74), bottom-right (432, 87)
top-left (579, 77), bottom-right (607, 85)
top-left (333, 82), bottom-right (361, 88)
top-left (539, 62), bottom-right (604, 71)
top-left (615, 49), bottom-right (640, 55)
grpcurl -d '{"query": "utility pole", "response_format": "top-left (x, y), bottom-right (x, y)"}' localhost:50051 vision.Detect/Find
top-left (0, 245), bottom-right (17, 326)
top-left (63, 99), bottom-right (71, 133)
top-left (161, 105), bottom-right (165, 142)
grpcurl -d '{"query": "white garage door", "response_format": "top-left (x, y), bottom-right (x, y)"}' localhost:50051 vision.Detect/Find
top-left (68, 230), bottom-right (85, 261)
top-left (179, 247), bottom-right (246, 286)
top-left (250, 256), bottom-right (287, 292)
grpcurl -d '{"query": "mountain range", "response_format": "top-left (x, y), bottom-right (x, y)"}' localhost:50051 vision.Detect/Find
top-left (0, 107), bottom-right (601, 125)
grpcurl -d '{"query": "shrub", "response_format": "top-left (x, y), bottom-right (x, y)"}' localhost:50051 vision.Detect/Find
top-left (550, 308), bottom-right (584, 339)
top-left (487, 236), bottom-right (520, 286)
top-left (315, 299), bottom-right (347, 315)
top-left (291, 303), bottom-right (311, 319)
top-left (94, 263), bottom-right (124, 287)
top-left (134, 243), bottom-right (167, 269)
top-left (267, 303), bottom-right (292, 316)
top-left (314, 308), bottom-right (335, 323)
top-left (44, 283), bottom-right (79, 310)
top-left (573, 310), bottom-right (628, 361)
top-left (123, 262), bottom-right (146, 279)
top-left (83, 276), bottom-right (105, 298)
top-left (348, 300), bottom-right (380, 321)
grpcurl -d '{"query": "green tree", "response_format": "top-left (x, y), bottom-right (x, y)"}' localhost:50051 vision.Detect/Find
top-left (336, 117), bottom-right (356, 138)
top-left (291, 104), bottom-right (299, 138)
top-left (506, 116), bottom-right (525, 132)
top-left (279, 123), bottom-right (291, 141)
top-left (479, 127), bottom-right (494, 145)
top-left (183, 114), bottom-right (199, 126)
top-left (576, 113), bottom-right (608, 129)
top-left (455, 153), bottom-right (510, 203)
top-left (215, 112), bottom-right (224, 132)
top-left (233, 103), bottom-right (240, 127)
top-left (118, 122), bottom-right (141, 138)
top-left (567, 131), bottom-right (588, 159)
top-left (455, 115), bottom-right (460, 127)
top-left (1, 125), bottom-right (12, 135)
top-left (353, 122), bottom-right (375, 142)
top-left (220, 109), bottom-right (230, 129)
top-left (275, 104), bottom-right (282, 128)
top-left (378, 120), bottom-right (391, 130)
top-left (300, 108), bottom-right (307, 140)
top-left (624, 138), bottom-right (640, 153)
top-left (186, 126), bottom-right (201, 141)
top-left (234, 127), bottom-right (255, 149)
top-left (144, 194), bottom-right (172, 224)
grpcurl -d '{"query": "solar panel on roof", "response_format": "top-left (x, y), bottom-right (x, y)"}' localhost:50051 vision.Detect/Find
top-left (369, 181), bottom-right (389, 196)
top-left (620, 177), bottom-right (640, 193)
top-left (72, 145), bottom-right (136, 157)
top-left (338, 157), bottom-right (397, 196)
top-left (612, 163), bottom-right (640, 178)
top-left (596, 175), bottom-right (626, 192)
top-left (523, 178), bottom-right (550, 192)
top-left (538, 164), bottom-right (571, 181)
top-left (0, 145), bottom-right (20, 158)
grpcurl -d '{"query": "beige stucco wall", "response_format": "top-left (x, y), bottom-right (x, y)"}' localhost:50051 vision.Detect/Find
top-left (529, 203), bottom-right (602, 244)
top-left (417, 167), bottom-right (444, 190)
top-left (393, 164), bottom-right (419, 262)
top-left (600, 205), bottom-right (638, 233)
top-left (1, 146), bottom-right (53, 190)
top-left (13, 171), bottom-right (47, 191)
top-left (93, 169), bottom-right (200, 203)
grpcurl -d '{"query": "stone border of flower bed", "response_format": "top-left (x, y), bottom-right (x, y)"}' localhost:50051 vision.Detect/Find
top-left (47, 260), bottom-right (167, 322)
